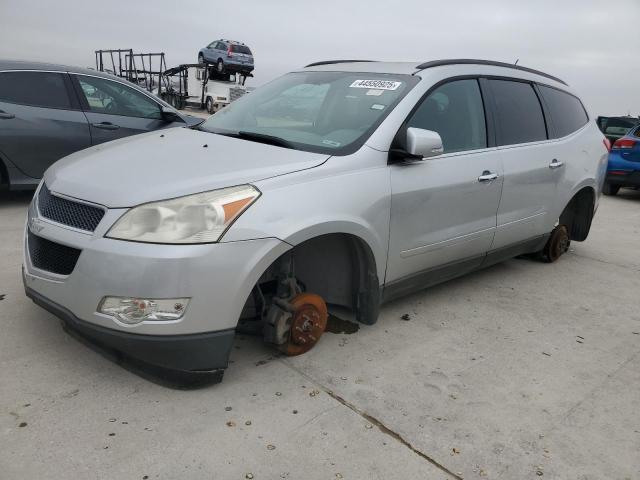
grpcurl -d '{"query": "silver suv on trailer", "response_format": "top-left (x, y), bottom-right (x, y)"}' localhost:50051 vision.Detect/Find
top-left (23, 59), bottom-right (608, 385)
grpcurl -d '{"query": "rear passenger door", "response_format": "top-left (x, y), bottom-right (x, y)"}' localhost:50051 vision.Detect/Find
top-left (71, 74), bottom-right (177, 145)
top-left (0, 71), bottom-right (91, 179)
top-left (488, 79), bottom-right (560, 250)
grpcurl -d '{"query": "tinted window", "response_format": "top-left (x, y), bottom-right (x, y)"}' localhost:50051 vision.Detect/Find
top-left (490, 80), bottom-right (547, 145)
top-left (77, 76), bottom-right (161, 119)
top-left (0, 71), bottom-right (71, 109)
top-left (407, 79), bottom-right (486, 153)
top-left (538, 86), bottom-right (588, 138)
top-left (216, 42), bottom-right (226, 50)
top-left (606, 118), bottom-right (637, 129)
top-left (231, 45), bottom-right (252, 55)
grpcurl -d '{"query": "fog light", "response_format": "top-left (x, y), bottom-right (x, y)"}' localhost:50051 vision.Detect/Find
top-left (98, 297), bottom-right (189, 325)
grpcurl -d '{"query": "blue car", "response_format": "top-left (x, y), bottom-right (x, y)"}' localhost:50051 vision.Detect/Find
top-left (604, 124), bottom-right (640, 195)
top-left (198, 39), bottom-right (254, 75)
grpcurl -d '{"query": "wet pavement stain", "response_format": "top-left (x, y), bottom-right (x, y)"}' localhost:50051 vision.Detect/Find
top-left (325, 314), bottom-right (360, 334)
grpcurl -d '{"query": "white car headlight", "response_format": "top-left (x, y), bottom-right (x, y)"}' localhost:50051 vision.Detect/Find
top-left (106, 185), bottom-right (260, 244)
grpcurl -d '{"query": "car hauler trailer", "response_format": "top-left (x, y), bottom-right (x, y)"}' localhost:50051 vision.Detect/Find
top-left (95, 49), bottom-right (168, 93)
top-left (161, 64), bottom-right (250, 113)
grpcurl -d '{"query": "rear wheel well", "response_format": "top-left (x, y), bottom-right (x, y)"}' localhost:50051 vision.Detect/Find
top-left (559, 187), bottom-right (595, 242)
top-left (249, 233), bottom-right (380, 326)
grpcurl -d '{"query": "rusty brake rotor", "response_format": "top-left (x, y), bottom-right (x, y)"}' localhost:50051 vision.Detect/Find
top-left (279, 293), bottom-right (328, 356)
top-left (543, 225), bottom-right (570, 262)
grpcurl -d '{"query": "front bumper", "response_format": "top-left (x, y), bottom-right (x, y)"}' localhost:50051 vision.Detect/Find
top-left (23, 221), bottom-right (289, 335)
top-left (23, 198), bottom-right (290, 379)
top-left (25, 282), bottom-right (234, 384)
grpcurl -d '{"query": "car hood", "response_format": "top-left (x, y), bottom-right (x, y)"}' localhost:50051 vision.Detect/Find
top-left (44, 127), bottom-right (330, 208)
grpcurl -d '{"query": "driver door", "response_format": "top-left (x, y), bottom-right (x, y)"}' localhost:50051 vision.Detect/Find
top-left (386, 79), bottom-right (502, 286)
top-left (71, 74), bottom-right (177, 145)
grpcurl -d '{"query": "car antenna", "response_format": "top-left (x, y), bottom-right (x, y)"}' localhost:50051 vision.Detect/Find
top-left (514, 58), bottom-right (519, 65)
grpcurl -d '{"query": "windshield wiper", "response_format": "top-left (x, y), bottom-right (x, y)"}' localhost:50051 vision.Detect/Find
top-left (235, 131), bottom-right (295, 149)
top-left (200, 128), bottom-right (296, 149)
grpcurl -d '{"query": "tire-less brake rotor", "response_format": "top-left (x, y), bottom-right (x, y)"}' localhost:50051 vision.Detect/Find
top-left (278, 293), bottom-right (328, 356)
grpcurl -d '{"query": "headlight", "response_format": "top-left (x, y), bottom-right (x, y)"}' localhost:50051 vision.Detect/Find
top-left (106, 185), bottom-right (260, 244)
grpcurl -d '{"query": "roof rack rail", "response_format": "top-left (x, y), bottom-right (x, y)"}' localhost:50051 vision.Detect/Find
top-left (305, 60), bottom-right (376, 68)
top-left (414, 59), bottom-right (567, 86)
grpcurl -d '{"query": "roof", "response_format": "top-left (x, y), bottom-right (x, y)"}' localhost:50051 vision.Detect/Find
top-left (303, 59), bottom-right (567, 86)
top-left (0, 59), bottom-right (118, 79)
top-left (303, 61), bottom-right (421, 75)
top-left (219, 39), bottom-right (248, 46)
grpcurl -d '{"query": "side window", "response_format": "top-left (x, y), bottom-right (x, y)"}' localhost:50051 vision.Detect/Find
top-left (76, 76), bottom-right (162, 119)
top-left (407, 79), bottom-right (487, 153)
top-left (538, 86), bottom-right (588, 138)
top-left (489, 80), bottom-right (547, 145)
top-left (216, 42), bottom-right (226, 50)
top-left (0, 71), bottom-right (72, 109)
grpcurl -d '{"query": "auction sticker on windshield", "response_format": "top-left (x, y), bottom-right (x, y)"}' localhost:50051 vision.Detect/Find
top-left (350, 80), bottom-right (402, 90)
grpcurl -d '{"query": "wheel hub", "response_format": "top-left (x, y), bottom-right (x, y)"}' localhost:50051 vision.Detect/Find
top-left (279, 293), bottom-right (328, 356)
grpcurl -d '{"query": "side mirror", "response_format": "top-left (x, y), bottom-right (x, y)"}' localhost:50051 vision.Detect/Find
top-left (406, 127), bottom-right (443, 159)
top-left (161, 106), bottom-right (182, 123)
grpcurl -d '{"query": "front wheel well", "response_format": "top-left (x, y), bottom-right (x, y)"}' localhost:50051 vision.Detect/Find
top-left (247, 233), bottom-right (380, 326)
top-left (559, 187), bottom-right (595, 242)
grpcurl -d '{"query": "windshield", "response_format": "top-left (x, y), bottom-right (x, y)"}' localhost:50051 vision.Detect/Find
top-left (200, 71), bottom-right (419, 155)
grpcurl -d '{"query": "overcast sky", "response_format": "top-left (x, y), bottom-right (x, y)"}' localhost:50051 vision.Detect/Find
top-left (0, 0), bottom-right (638, 116)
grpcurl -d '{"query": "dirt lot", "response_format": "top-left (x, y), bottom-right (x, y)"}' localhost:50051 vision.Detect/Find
top-left (1, 189), bottom-right (639, 480)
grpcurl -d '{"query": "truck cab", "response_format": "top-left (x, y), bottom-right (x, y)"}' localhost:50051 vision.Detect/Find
top-left (162, 64), bottom-right (249, 113)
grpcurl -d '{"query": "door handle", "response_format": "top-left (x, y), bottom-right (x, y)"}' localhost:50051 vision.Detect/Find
top-left (0, 111), bottom-right (15, 119)
top-left (549, 159), bottom-right (564, 169)
top-left (478, 171), bottom-right (499, 182)
top-left (92, 122), bottom-right (120, 130)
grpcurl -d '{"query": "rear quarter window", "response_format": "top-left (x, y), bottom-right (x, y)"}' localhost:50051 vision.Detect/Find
top-left (489, 79), bottom-right (547, 146)
top-left (538, 85), bottom-right (588, 138)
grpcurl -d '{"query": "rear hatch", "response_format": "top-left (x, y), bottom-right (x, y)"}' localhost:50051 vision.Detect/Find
top-left (230, 44), bottom-right (253, 65)
top-left (613, 128), bottom-right (640, 163)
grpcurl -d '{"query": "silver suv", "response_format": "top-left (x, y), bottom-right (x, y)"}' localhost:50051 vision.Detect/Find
top-left (23, 59), bottom-right (608, 385)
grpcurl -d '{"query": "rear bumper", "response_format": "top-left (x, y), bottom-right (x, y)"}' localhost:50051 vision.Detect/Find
top-left (25, 281), bottom-right (235, 385)
top-left (607, 152), bottom-right (640, 187)
top-left (606, 171), bottom-right (640, 187)
top-left (225, 61), bottom-right (254, 73)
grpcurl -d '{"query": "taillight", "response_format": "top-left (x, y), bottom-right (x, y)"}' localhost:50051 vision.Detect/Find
top-left (612, 138), bottom-right (636, 150)
top-left (603, 137), bottom-right (612, 152)
top-left (227, 46), bottom-right (233, 57)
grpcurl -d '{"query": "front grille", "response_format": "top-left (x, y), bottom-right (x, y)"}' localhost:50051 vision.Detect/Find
top-left (38, 184), bottom-right (105, 232)
top-left (28, 231), bottom-right (81, 275)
